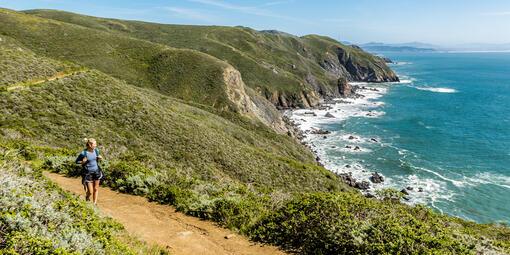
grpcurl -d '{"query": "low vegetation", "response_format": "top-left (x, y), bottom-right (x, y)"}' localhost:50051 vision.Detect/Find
top-left (0, 41), bottom-right (79, 88)
top-left (0, 149), bottom-right (166, 254)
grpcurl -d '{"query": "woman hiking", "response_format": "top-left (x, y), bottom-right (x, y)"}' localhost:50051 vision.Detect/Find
top-left (76, 138), bottom-right (103, 204)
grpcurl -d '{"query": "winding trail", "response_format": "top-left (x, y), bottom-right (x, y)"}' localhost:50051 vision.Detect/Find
top-left (45, 172), bottom-right (286, 255)
top-left (6, 70), bottom-right (85, 91)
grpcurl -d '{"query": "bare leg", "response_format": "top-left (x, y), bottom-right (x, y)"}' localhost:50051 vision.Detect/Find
top-left (93, 180), bottom-right (100, 204)
top-left (86, 182), bottom-right (93, 201)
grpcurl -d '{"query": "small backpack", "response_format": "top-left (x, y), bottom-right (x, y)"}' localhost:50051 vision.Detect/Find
top-left (82, 148), bottom-right (99, 158)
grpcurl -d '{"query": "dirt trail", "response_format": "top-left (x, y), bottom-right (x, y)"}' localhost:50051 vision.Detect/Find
top-left (45, 172), bottom-right (287, 255)
top-left (7, 70), bottom-right (85, 91)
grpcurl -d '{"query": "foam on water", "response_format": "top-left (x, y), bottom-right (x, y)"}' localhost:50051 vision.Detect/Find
top-left (414, 87), bottom-right (458, 93)
top-left (388, 61), bottom-right (412, 66)
top-left (414, 166), bottom-right (465, 187)
top-left (398, 79), bottom-right (414, 84)
top-left (289, 85), bottom-right (389, 132)
top-left (289, 79), bottom-right (464, 212)
top-left (467, 172), bottom-right (510, 190)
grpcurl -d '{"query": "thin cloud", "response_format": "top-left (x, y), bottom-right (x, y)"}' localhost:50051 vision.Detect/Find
top-left (189, 0), bottom-right (314, 24)
top-left (262, 1), bottom-right (294, 7)
top-left (322, 18), bottom-right (350, 23)
top-left (481, 11), bottom-right (510, 16)
top-left (163, 7), bottom-right (217, 22)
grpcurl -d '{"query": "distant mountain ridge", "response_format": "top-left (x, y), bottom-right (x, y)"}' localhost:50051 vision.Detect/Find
top-left (359, 42), bottom-right (438, 52)
top-left (358, 41), bottom-right (510, 53)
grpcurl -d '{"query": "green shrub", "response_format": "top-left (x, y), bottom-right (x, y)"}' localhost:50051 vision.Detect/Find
top-left (1, 230), bottom-right (76, 255)
top-left (106, 161), bottom-right (154, 194)
top-left (42, 155), bottom-right (81, 176)
top-left (147, 184), bottom-right (191, 205)
top-left (212, 198), bottom-right (254, 231)
top-left (252, 192), bottom-right (475, 254)
top-left (0, 139), bottom-right (37, 160)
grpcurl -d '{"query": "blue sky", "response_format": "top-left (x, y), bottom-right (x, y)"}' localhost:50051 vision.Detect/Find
top-left (1, 0), bottom-right (510, 45)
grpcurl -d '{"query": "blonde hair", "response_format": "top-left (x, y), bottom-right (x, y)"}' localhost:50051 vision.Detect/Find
top-left (84, 138), bottom-right (96, 148)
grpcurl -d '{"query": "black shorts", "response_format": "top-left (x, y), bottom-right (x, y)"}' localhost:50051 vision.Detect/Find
top-left (81, 168), bottom-right (103, 185)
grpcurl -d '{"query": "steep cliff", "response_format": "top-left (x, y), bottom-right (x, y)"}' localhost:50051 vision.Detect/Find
top-left (321, 45), bottom-right (400, 82)
top-left (223, 65), bottom-right (289, 133)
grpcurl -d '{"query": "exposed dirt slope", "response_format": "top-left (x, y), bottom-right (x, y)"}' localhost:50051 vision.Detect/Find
top-left (46, 172), bottom-right (287, 255)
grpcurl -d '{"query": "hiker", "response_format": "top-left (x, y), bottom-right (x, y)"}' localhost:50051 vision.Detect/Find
top-left (76, 138), bottom-right (103, 204)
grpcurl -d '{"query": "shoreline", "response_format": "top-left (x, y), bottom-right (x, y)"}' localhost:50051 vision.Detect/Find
top-left (283, 84), bottom-right (402, 197)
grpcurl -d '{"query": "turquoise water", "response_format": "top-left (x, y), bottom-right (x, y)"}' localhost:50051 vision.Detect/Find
top-left (295, 52), bottom-right (510, 224)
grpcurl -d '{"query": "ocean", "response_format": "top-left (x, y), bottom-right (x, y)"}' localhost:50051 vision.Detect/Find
top-left (289, 52), bottom-right (510, 224)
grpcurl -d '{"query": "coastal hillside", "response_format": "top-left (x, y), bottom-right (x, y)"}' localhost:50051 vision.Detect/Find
top-left (24, 9), bottom-right (398, 110)
top-left (1, 7), bottom-right (509, 254)
top-left (0, 35), bottom-right (344, 194)
top-left (0, 8), bottom-right (287, 132)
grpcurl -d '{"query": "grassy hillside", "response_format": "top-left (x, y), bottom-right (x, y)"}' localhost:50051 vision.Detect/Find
top-left (0, 8), bottom-right (243, 115)
top-left (0, 55), bottom-right (338, 194)
top-left (0, 35), bottom-right (80, 87)
top-left (23, 9), bottom-right (398, 108)
top-left (1, 8), bottom-right (509, 254)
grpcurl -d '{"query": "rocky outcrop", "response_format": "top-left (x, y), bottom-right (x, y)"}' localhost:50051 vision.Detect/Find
top-left (355, 181), bottom-right (370, 190)
top-left (223, 66), bottom-right (289, 134)
top-left (370, 172), bottom-right (384, 183)
top-left (311, 129), bottom-right (331, 134)
top-left (338, 172), bottom-right (357, 187)
top-left (267, 88), bottom-right (320, 109)
top-left (337, 77), bottom-right (352, 96)
top-left (321, 47), bottom-right (399, 83)
top-left (382, 57), bottom-right (393, 63)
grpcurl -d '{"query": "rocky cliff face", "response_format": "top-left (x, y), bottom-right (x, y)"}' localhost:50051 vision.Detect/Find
top-left (321, 47), bottom-right (399, 83)
top-left (268, 89), bottom-right (320, 109)
top-left (223, 66), bottom-right (289, 133)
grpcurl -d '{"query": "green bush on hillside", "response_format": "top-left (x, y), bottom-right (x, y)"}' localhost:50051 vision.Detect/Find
top-left (252, 192), bottom-right (476, 254)
top-left (147, 184), bottom-right (191, 206)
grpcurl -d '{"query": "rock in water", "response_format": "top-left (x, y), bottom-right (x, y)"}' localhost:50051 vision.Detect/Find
top-left (338, 77), bottom-right (352, 97)
top-left (311, 129), bottom-right (331, 134)
top-left (338, 172), bottom-right (357, 187)
top-left (325, 112), bottom-right (335, 118)
top-left (355, 181), bottom-right (370, 190)
top-left (406, 186), bottom-right (414, 191)
top-left (370, 172), bottom-right (384, 183)
top-left (382, 57), bottom-right (393, 63)
top-left (400, 189), bottom-right (409, 195)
